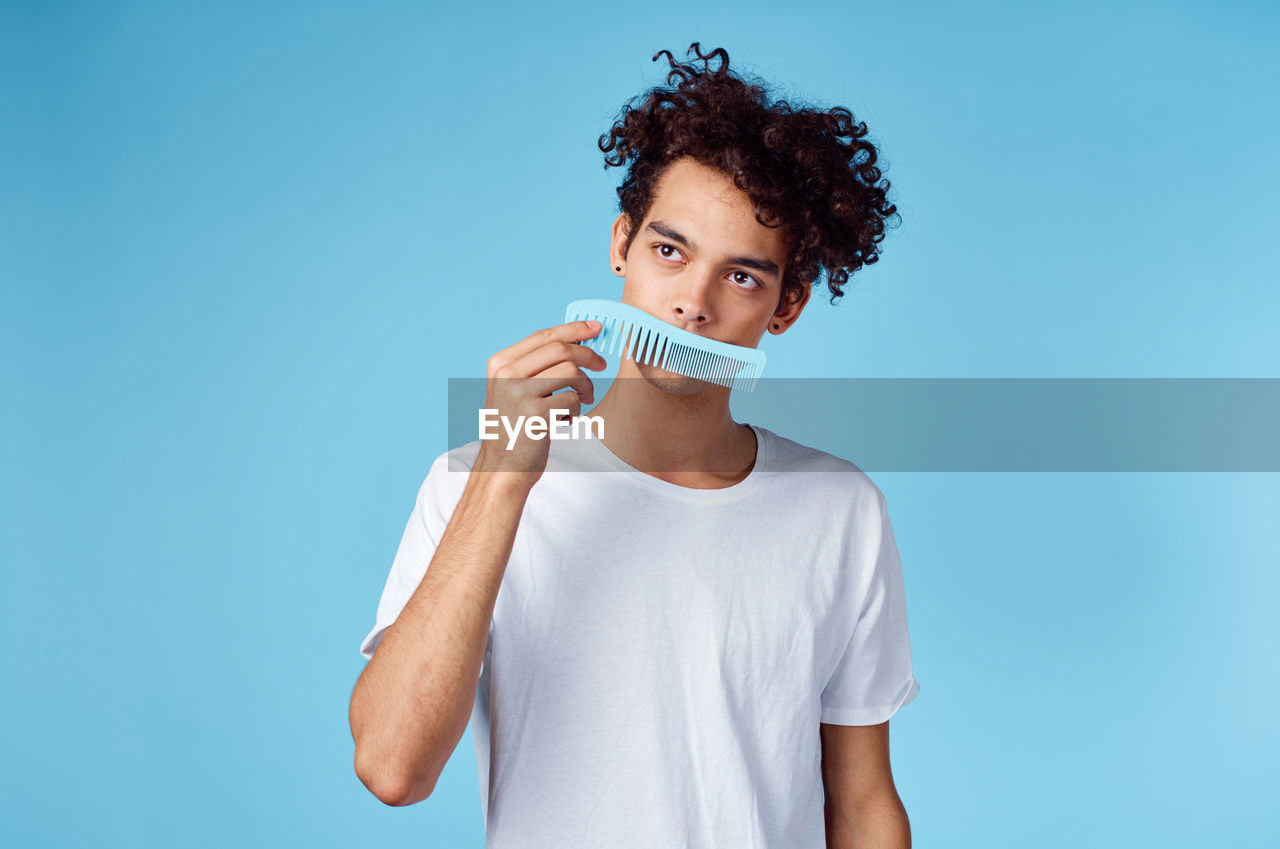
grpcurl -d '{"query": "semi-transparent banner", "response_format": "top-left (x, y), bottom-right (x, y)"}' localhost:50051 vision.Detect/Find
top-left (445, 378), bottom-right (1280, 472)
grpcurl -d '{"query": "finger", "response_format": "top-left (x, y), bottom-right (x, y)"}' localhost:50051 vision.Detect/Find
top-left (517, 361), bottom-right (595, 404)
top-left (488, 320), bottom-right (603, 376)
top-left (504, 337), bottom-right (607, 381)
top-left (541, 390), bottom-right (583, 423)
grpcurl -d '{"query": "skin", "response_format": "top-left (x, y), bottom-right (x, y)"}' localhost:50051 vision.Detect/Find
top-left (350, 156), bottom-right (911, 844)
top-left (821, 720), bottom-right (912, 848)
top-left (589, 156), bottom-right (809, 487)
top-left (592, 156), bottom-right (910, 845)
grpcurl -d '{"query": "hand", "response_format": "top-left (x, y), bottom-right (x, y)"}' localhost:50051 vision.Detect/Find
top-left (472, 319), bottom-right (607, 490)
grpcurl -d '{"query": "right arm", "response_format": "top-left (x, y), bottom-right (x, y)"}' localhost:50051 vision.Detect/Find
top-left (350, 471), bottom-right (528, 807)
top-left (348, 320), bottom-right (605, 807)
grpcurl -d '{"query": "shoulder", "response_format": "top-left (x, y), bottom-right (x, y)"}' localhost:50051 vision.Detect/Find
top-left (440, 440), bottom-right (483, 473)
top-left (412, 440), bottom-right (483, 520)
top-left (757, 425), bottom-right (887, 513)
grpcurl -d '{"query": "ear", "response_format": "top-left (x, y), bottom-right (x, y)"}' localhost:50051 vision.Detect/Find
top-left (610, 213), bottom-right (632, 276)
top-left (769, 281), bottom-right (812, 334)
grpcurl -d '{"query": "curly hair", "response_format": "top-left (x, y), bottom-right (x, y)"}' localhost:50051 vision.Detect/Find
top-left (599, 43), bottom-right (901, 307)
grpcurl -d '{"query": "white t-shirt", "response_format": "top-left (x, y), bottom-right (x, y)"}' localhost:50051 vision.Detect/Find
top-left (360, 424), bottom-right (920, 848)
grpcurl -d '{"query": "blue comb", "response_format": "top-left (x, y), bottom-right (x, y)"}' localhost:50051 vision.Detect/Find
top-left (564, 299), bottom-right (767, 392)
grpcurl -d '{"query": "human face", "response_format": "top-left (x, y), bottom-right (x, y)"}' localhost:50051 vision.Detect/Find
top-left (608, 157), bottom-right (810, 391)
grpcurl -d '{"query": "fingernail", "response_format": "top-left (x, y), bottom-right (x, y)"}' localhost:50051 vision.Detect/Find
top-left (587, 320), bottom-right (601, 331)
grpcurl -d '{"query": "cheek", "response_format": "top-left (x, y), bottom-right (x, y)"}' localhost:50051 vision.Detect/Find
top-left (741, 309), bottom-right (777, 341)
top-left (620, 265), bottom-right (662, 295)
top-left (618, 277), bottom-right (675, 321)
top-left (618, 277), bottom-right (651, 310)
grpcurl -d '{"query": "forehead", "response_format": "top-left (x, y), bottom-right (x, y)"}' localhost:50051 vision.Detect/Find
top-left (645, 158), bottom-right (788, 259)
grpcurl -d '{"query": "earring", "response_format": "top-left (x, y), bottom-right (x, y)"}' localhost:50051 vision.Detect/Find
top-left (772, 322), bottom-right (780, 330)
top-left (615, 266), bottom-right (622, 272)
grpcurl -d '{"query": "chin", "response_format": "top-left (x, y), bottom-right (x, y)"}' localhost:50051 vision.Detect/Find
top-left (634, 361), bottom-right (717, 396)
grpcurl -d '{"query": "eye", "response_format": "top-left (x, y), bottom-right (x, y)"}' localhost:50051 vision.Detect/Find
top-left (655, 242), bottom-right (684, 262)
top-left (729, 270), bottom-right (761, 290)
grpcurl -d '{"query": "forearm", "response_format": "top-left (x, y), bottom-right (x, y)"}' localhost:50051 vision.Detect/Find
top-left (350, 471), bottom-right (528, 806)
top-left (825, 790), bottom-right (911, 849)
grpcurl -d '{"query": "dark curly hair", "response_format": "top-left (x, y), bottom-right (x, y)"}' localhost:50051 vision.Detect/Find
top-left (599, 43), bottom-right (901, 307)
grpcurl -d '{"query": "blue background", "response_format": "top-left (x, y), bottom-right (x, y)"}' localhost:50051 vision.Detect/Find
top-left (3, 1), bottom-right (1277, 846)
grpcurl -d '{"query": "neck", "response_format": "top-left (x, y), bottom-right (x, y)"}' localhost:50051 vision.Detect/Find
top-left (587, 361), bottom-right (758, 488)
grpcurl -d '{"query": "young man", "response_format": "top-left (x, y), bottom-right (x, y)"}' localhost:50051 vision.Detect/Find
top-left (349, 44), bottom-right (920, 848)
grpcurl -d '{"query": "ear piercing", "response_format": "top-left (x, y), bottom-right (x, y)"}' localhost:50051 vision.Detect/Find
top-left (615, 266), bottom-right (622, 271)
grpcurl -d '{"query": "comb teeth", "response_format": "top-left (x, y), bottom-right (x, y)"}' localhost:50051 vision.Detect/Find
top-left (564, 299), bottom-right (766, 392)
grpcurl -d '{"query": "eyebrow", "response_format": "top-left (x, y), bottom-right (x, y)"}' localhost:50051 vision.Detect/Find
top-left (645, 219), bottom-right (781, 280)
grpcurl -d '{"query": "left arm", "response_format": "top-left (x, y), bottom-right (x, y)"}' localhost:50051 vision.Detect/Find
top-left (820, 721), bottom-right (911, 849)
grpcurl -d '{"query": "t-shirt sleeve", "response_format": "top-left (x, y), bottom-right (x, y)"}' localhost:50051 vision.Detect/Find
top-left (820, 489), bottom-right (920, 726)
top-left (358, 451), bottom-right (489, 665)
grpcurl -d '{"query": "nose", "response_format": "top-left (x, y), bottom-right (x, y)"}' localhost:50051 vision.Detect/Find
top-left (670, 274), bottom-right (714, 328)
